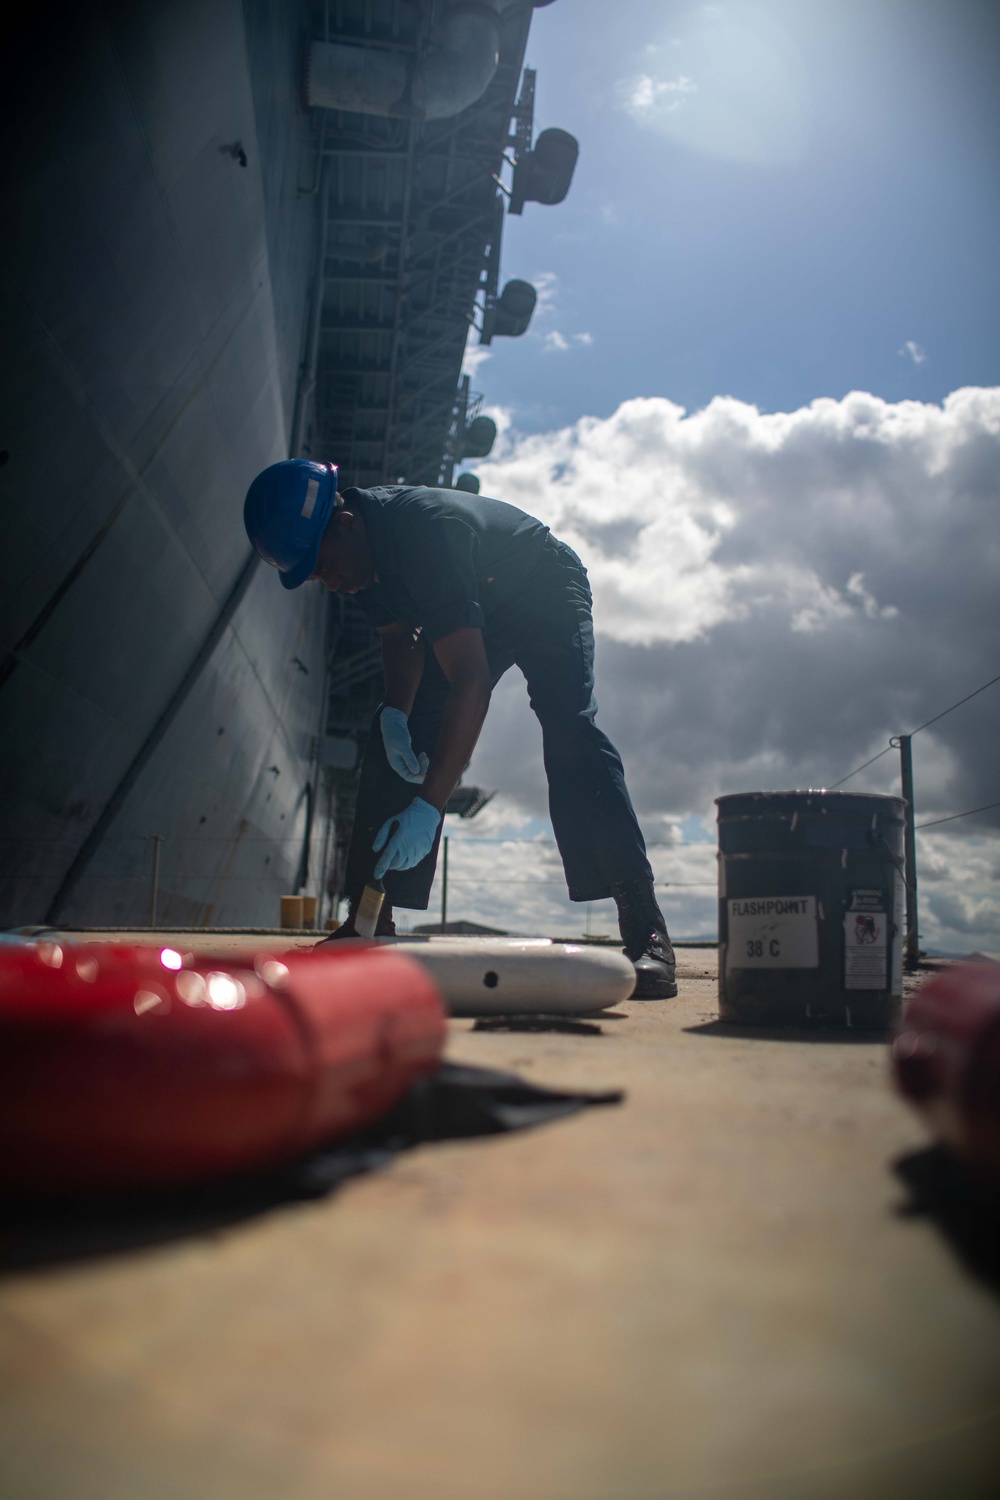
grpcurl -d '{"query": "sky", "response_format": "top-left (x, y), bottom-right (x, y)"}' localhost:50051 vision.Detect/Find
top-left (413, 0), bottom-right (1000, 952)
top-left (475, 0), bottom-right (1000, 427)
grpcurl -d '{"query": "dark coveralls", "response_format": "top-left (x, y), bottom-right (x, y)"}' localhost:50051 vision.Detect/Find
top-left (341, 485), bottom-right (654, 911)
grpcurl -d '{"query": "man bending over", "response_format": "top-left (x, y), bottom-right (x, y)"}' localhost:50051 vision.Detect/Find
top-left (244, 459), bottom-right (677, 998)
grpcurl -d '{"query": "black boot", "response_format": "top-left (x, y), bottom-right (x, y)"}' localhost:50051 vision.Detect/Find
top-left (612, 878), bottom-right (677, 999)
top-left (316, 898), bottom-right (397, 943)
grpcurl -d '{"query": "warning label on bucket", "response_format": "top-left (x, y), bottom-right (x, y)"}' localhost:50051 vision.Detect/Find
top-left (843, 908), bottom-right (888, 990)
top-left (727, 897), bottom-right (818, 969)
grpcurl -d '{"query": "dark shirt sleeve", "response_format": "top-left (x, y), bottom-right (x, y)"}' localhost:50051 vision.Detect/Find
top-left (356, 590), bottom-right (399, 629)
top-left (396, 509), bottom-right (485, 641)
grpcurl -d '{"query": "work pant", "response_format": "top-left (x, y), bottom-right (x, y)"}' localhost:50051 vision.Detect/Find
top-left (343, 537), bottom-right (654, 909)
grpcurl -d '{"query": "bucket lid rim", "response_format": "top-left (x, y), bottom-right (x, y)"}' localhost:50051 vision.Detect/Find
top-left (715, 789), bottom-right (907, 806)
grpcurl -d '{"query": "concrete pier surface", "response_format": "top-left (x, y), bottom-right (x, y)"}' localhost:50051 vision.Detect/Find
top-left (1, 943), bottom-right (998, 1499)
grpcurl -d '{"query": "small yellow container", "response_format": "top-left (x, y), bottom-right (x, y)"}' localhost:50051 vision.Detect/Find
top-left (301, 895), bottom-right (318, 929)
top-left (280, 894), bottom-right (304, 929)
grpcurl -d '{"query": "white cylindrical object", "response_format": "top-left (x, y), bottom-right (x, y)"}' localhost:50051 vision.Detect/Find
top-left (414, 3), bottom-right (501, 120)
top-left (393, 939), bottom-right (635, 1016)
top-left (307, 41), bottom-right (410, 115)
top-left (306, 1), bottom-right (503, 121)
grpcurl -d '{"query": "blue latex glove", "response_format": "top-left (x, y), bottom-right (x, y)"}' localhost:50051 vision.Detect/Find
top-left (373, 797), bottom-right (441, 878)
top-left (380, 707), bottom-right (429, 784)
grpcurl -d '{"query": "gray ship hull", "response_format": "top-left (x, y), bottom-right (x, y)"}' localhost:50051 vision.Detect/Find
top-left (0, 0), bottom-right (330, 927)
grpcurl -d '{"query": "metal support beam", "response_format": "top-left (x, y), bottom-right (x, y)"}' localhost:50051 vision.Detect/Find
top-left (380, 117), bottom-right (420, 481)
top-left (897, 734), bottom-right (921, 971)
top-left (397, 322), bottom-right (469, 374)
top-left (320, 319), bottom-right (396, 333)
top-left (440, 835), bottom-right (449, 931)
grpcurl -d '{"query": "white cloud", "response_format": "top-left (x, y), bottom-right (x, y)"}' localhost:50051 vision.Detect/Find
top-left (517, 271), bottom-right (591, 351)
top-left (459, 388), bottom-right (1000, 950)
top-left (900, 339), bottom-right (928, 365)
top-left (461, 336), bottom-right (492, 381)
top-left (620, 10), bottom-right (808, 165)
top-left (541, 330), bottom-right (593, 354)
top-left (477, 402), bottom-right (514, 456)
top-left (531, 270), bottom-right (559, 316)
top-left (845, 571), bottom-right (899, 620)
top-left (623, 71), bottom-right (697, 119)
top-left (411, 796), bottom-right (719, 941)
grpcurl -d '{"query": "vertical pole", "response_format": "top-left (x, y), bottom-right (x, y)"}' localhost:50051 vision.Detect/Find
top-left (149, 834), bottom-right (162, 929)
top-left (898, 735), bottom-right (920, 970)
top-left (317, 776), bottom-right (336, 929)
top-left (441, 835), bottom-right (449, 933)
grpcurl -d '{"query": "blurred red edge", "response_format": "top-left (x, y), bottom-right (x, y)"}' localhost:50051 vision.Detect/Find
top-left (0, 941), bottom-right (446, 1194)
top-left (892, 959), bottom-right (1000, 1183)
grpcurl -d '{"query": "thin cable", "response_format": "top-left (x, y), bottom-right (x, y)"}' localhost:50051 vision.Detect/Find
top-left (827, 745), bottom-right (894, 790)
top-left (915, 800), bottom-right (1000, 831)
top-left (829, 669), bottom-right (1000, 789)
top-left (444, 878), bottom-right (716, 888)
top-left (908, 671), bottom-right (1000, 737)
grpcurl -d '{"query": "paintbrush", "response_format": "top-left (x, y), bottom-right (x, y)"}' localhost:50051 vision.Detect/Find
top-left (355, 821), bottom-right (399, 939)
top-left (354, 877), bottom-right (386, 940)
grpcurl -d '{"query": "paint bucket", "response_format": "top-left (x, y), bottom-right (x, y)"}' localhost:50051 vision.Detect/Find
top-left (280, 895), bottom-right (304, 929)
top-left (716, 791), bottom-right (906, 1030)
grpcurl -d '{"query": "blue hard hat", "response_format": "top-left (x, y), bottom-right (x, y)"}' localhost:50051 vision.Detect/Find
top-left (243, 460), bottom-right (339, 589)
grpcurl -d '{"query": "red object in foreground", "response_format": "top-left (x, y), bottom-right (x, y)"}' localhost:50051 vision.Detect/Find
top-left (892, 960), bottom-right (1000, 1181)
top-left (0, 941), bottom-right (446, 1193)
